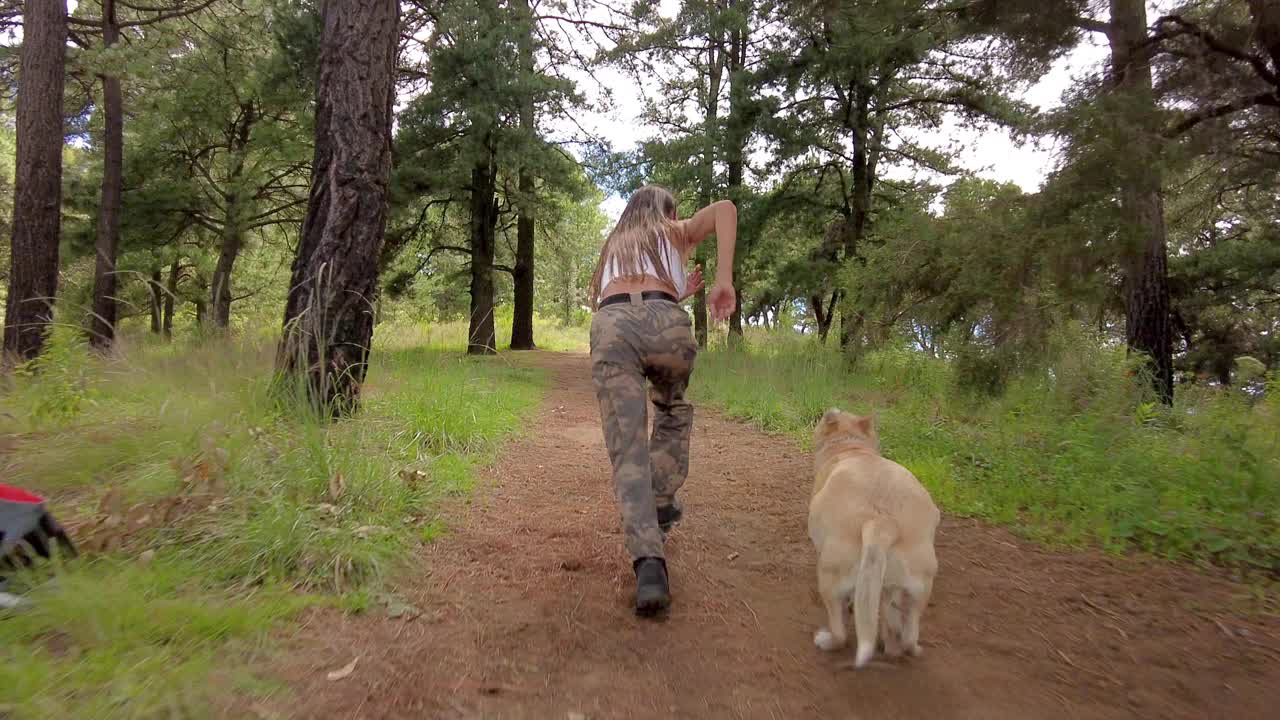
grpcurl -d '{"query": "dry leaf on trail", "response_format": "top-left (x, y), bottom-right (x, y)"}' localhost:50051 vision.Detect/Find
top-left (97, 488), bottom-right (124, 516)
top-left (211, 446), bottom-right (230, 470)
top-left (398, 468), bottom-right (428, 484)
top-left (328, 472), bottom-right (347, 501)
top-left (386, 601), bottom-right (421, 620)
top-left (326, 657), bottom-right (358, 681)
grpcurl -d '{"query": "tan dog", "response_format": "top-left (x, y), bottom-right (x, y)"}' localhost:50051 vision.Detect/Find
top-left (809, 408), bottom-right (940, 668)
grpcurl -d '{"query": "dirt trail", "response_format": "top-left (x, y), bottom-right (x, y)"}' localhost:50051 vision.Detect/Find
top-left (264, 352), bottom-right (1279, 720)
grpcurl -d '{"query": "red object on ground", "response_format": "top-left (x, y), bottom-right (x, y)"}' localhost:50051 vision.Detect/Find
top-left (2, 483), bottom-right (74, 564)
top-left (0, 483), bottom-right (45, 504)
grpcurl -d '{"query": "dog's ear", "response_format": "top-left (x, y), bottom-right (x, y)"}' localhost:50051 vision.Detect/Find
top-left (822, 407), bottom-right (842, 424)
top-left (853, 415), bottom-right (874, 437)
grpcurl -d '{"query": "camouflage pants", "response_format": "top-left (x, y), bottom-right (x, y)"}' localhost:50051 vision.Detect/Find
top-left (591, 296), bottom-right (697, 562)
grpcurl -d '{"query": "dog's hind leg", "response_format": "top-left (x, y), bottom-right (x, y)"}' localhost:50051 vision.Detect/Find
top-left (880, 587), bottom-right (906, 658)
top-left (900, 576), bottom-right (931, 657)
top-left (814, 559), bottom-right (853, 652)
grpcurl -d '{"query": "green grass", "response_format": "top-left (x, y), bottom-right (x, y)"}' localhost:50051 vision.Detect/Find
top-left (692, 327), bottom-right (1280, 579)
top-left (0, 320), bottom-right (547, 718)
top-left (382, 308), bottom-right (590, 354)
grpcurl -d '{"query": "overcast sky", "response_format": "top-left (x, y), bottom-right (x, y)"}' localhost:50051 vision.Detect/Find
top-left (37, 0), bottom-right (1151, 223)
top-left (546, 0), bottom-right (1127, 221)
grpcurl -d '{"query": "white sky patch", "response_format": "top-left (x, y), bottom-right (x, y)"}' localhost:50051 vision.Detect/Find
top-left (20, 0), bottom-right (1163, 226)
top-left (566, 39), bottom-right (1113, 223)
top-left (539, 2), bottom-right (1186, 222)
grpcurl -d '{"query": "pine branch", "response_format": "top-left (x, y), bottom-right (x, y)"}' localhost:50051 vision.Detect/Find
top-left (1167, 91), bottom-right (1280, 137)
top-left (1154, 14), bottom-right (1279, 88)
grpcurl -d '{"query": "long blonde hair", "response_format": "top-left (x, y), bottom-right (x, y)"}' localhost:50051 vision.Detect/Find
top-left (588, 185), bottom-right (683, 308)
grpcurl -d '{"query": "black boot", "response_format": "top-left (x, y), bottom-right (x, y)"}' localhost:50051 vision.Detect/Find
top-left (657, 503), bottom-right (683, 534)
top-left (633, 557), bottom-right (670, 617)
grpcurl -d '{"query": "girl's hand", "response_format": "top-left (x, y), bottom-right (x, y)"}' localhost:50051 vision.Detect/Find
top-left (680, 265), bottom-right (705, 302)
top-left (708, 280), bottom-right (735, 321)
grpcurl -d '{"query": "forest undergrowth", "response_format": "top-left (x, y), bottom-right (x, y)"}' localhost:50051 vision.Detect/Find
top-left (0, 317), bottom-right (553, 718)
top-left (693, 326), bottom-right (1280, 592)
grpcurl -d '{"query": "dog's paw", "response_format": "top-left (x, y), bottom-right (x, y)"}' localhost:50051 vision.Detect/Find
top-left (853, 642), bottom-right (876, 668)
top-left (881, 630), bottom-right (904, 658)
top-left (814, 629), bottom-right (844, 651)
top-left (906, 642), bottom-right (924, 658)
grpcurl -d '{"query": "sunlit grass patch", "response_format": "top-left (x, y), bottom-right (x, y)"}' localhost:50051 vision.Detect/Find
top-left (0, 322), bottom-right (546, 717)
top-left (692, 328), bottom-right (1280, 578)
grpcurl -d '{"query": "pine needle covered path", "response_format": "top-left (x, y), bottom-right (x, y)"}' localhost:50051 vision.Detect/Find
top-left (259, 352), bottom-right (1278, 720)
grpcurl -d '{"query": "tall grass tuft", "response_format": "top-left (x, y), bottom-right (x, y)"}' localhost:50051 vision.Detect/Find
top-left (0, 321), bottom-right (546, 717)
top-left (693, 325), bottom-right (1280, 577)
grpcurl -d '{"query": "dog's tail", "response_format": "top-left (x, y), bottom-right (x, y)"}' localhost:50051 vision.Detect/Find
top-left (853, 517), bottom-right (898, 667)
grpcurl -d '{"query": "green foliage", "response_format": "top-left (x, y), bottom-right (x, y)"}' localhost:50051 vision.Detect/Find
top-left (8, 325), bottom-right (98, 427)
top-left (0, 559), bottom-right (305, 720)
top-left (0, 327), bottom-right (547, 714)
top-left (693, 327), bottom-right (1280, 575)
top-left (380, 177), bottom-right (607, 324)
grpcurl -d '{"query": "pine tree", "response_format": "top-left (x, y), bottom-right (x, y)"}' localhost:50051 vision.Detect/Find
top-left (276, 0), bottom-right (398, 416)
top-left (3, 0), bottom-right (67, 363)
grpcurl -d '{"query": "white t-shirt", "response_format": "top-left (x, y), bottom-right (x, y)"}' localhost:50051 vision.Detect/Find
top-left (599, 233), bottom-right (687, 296)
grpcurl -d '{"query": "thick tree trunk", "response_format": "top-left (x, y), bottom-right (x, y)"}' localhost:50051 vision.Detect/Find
top-left (276, 0), bottom-right (398, 417)
top-left (163, 257), bottom-right (178, 339)
top-left (210, 104), bottom-right (256, 330)
top-left (148, 267), bottom-right (162, 334)
top-left (510, 178), bottom-right (536, 350)
top-left (1109, 0), bottom-right (1174, 404)
top-left (2, 0), bottom-right (67, 364)
top-left (510, 0), bottom-right (536, 351)
top-left (89, 0), bottom-right (123, 350)
top-left (467, 155), bottom-right (498, 355)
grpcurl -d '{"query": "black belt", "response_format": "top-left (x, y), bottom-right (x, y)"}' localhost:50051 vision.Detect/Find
top-left (599, 291), bottom-right (678, 309)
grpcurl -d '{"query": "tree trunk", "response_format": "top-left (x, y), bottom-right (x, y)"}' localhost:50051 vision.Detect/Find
top-left (510, 0), bottom-right (536, 351)
top-left (211, 224), bottom-right (242, 329)
top-left (693, 25), bottom-right (724, 349)
top-left (692, 254), bottom-right (710, 346)
top-left (728, 291), bottom-right (744, 344)
top-left (1109, 0), bottom-right (1174, 404)
top-left (89, 0), bottom-right (123, 350)
top-left (1248, 0), bottom-right (1280, 75)
top-left (510, 178), bottom-right (536, 350)
top-left (148, 267), bottom-right (162, 334)
top-left (467, 154), bottom-right (498, 355)
top-left (276, 0), bottom-right (398, 417)
top-left (560, 257), bottom-right (574, 326)
top-left (839, 93), bottom-right (872, 352)
top-left (163, 257), bottom-right (178, 340)
top-left (210, 104), bottom-right (256, 330)
top-left (812, 291), bottom-right (838, 343)
top-left (725, 6), bottom-right (750, 346)
top-left (2, 0), bottom-right (67, 364)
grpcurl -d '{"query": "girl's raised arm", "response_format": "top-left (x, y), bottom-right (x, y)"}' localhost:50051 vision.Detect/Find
top-left (678, 200), bottom-right (737, 320)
